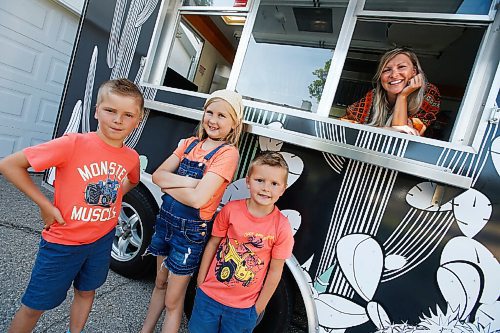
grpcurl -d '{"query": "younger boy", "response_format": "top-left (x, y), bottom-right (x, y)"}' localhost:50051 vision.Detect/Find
top-left (188, 151), bottom-right (295, 333)
top-left (0, 79), bottom-right (143, 333)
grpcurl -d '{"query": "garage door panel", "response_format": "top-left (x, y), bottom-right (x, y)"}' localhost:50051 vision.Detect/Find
top-left (0, 128), bottom-right (23, 158)
top-left (0, 0), bottom-right (47, 30)
top-left (0, 78), bottom-right (60, 130)
top-left (0, 27), bottom-right (71, 96)
top-left (0, 0), bottom-right (77, 56)
top-left (0, 0), bottom-right (78, 156)
top-left (0, 125), bottom-right (52, 158)
top-left (46, 56), bottom-right (69, 88)
top-left (0, 85), bottom-right (31, 119)
top-left (0, 33), bottom-right (40, 76)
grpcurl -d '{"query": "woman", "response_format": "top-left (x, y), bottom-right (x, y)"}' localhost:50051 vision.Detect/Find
top-left (343, 48), bottom-right (440, 136)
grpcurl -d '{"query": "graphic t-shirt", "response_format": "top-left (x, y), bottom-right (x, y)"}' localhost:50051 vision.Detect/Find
top-left (24, 132), bottom-right (140, 245)
top-left (173, 137), bottom-right (239, 220)
top-left (200, 199), bottom-right (294, 308)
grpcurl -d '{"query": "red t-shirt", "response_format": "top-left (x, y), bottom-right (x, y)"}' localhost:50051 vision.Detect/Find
top-left (200, 200), bottom-right (294, 308)
top-left (24, 132), bottom-right (140, 245)
top-left (173, 137), bottom-right (239, 220)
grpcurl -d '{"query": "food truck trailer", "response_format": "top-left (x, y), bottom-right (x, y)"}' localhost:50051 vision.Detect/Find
top-left (50, 0), bottom-right (499, 331)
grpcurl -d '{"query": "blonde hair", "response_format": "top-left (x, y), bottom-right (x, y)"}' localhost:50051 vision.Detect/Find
top-left (248, 151), bottom-right (289, 180)
top-left (96, 79), bottom-right (144, 112)
top-left (369, 48), bottom-right (426, 127)
top-left (196, 97), bottom-right (244, 147)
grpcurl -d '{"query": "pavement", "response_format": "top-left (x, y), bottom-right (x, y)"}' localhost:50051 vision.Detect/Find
top-left (0, 174), bottom-right (308, 332)
top-left (0, 174), bottom-right (180, 333)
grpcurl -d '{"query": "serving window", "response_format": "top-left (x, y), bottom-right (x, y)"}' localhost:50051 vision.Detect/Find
top-left (234, 1), bottom-right (348, 113)
top-left (141, 0), bottom-right (499, 184)
top-left (143, 0), bottom-right (248, 94)
top-left (329, 21), bottom-right (486, 142)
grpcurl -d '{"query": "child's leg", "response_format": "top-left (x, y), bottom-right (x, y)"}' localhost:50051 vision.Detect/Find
top-left (220, 304), bottom-right (259, 333)
top-left (188, 288), bottom-right (223, 333)
top-left (70, 230), bottom-right (114, 332)
top-left (69, 288), bottom-right (95, 333)
top-left (141, 256), bottom-right (169, 333)
top-left (161, 273), bottom-right (191, 333)
top-left (8, 305), bottom-right (44, 333)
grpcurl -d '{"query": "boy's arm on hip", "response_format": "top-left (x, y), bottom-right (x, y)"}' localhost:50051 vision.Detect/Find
top-left (0, 151), bottom-right (62, 228)
top-left (0, 151), bottom-right (53, 209)
top-left (255, 258), bottom-right (286, 314)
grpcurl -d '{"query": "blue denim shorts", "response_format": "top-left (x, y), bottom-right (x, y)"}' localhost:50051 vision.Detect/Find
top-left (21, 229), bottom-right (114, 311)
top-left (188, 288), bottom-right (259, 333)
top-left (147, 195), bottom-right (211, 276)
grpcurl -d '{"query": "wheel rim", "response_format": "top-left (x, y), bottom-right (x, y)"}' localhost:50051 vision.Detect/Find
top-left (111, 202), bottom-right (143, 262)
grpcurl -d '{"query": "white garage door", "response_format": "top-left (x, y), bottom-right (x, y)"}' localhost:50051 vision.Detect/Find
top-left (0, 0), bottom-right (79, 158)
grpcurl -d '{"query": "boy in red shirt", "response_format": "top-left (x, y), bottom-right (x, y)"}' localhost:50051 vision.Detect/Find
top-left (189, 151), bottom-right (294, 333)
top-left (0, 79), bottom-right (143, 333)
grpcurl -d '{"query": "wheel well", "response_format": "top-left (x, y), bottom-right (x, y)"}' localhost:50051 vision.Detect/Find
top-left (136, 181), bottom-right (160, 215)
top-left (284, 256), bottom-right (319, 333)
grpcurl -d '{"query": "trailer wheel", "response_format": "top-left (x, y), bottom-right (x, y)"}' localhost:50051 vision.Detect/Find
top-left (110, 186), bottom-right (157, 279)
top-left (254, 273), bottom-right (294, 333)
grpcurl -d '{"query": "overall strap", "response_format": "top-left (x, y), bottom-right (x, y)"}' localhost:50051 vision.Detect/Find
top-left (184, 139), bottom-right (200, 155)
top-left (204, 143), bottom-right (227, 161)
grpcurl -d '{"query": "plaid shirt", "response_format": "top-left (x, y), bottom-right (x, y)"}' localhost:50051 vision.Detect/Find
top-left (343, 83), bottom-right (441, 128)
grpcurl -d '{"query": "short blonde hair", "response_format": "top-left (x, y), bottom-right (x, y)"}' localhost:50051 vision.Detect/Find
top-left (96, 79), bottom-right (144, 112)
top-left (248, 151), bottom-right (289, 180)
top-left (196, 90), bottom-right (244, 147)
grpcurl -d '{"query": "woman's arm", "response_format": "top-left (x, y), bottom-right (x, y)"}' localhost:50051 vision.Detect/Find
top-left (152, 154), bottom-right (200, 189)
top-left (391, 74), bottom-right (423, 135)
top-left (163, 172), bottom-right (225, 209)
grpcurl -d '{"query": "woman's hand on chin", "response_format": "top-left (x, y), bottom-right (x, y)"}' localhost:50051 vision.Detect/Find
top-left (400, 73), bottom-right (424, 98)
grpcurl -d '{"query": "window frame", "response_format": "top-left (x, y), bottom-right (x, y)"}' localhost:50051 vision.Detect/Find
top-left (140, 0), bottom-right (499, 188)
top-left (143, 0), bottom-right (253, 87)
top-left (315, 0), bottom-right (499, 152)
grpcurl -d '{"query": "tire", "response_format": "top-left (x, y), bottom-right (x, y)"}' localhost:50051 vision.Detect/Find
top-left (253, 272), bottom-right (294, 333)
top-left (216, 261), bottom-right (235, 283)
top-left (85, 184), bottom-right (100, 205)
top-left (101, 195), bottom-right (110, 206)
top-left (110, 186), bottom-right (158, 279)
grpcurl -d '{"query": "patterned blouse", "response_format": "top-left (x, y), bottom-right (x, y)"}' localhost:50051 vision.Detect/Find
top-left (343, 83), bottom-right (441, 129)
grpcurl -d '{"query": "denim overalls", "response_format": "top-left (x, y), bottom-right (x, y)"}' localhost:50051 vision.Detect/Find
top-left (147, 139), bottom-right (226, 275)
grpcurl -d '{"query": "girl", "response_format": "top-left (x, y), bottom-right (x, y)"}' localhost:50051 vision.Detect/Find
top-left (343, 48), bottom-right (440, 136)
top-left (140, 90), bottom-right (244, 333)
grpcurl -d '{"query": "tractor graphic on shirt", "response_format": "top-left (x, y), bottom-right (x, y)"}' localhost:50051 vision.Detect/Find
top-left (84, 175), bottom-right (119, 207)
top-left (215, 238), bottom-right (263, 287)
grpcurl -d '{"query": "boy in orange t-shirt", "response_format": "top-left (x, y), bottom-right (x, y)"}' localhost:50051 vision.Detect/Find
top-left (189, 152), bottom-right (294, 333)
top-left (0, 79), bottom-right (143, 333)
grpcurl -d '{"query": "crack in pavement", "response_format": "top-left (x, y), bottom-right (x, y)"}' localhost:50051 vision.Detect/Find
top-left (0, 220), bottom-right (41, 235)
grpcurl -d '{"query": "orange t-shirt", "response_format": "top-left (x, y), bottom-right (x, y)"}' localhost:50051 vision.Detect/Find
top-left (200, 200), bottom-right (294, 308)
top-left (24, 132), bottom-right (140, 245)
top-left (173, 137), bottom-right (239, 220)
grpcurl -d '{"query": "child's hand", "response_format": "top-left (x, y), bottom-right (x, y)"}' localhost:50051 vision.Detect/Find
top-left (196, 276), bottom-right (205, 287)
top-left (255, 302), bottom-right (265, 315)
top-left (40, 204), bottom-right (65, 230)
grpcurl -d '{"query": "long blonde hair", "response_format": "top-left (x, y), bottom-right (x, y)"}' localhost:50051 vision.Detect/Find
top-left (369, 48), bottom-right (426, 126)
top-left (196, 97), bottom-right (244, 147)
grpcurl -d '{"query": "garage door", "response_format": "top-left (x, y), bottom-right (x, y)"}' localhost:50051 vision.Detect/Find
top-left (0, 0), bottom-right (78, 158)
